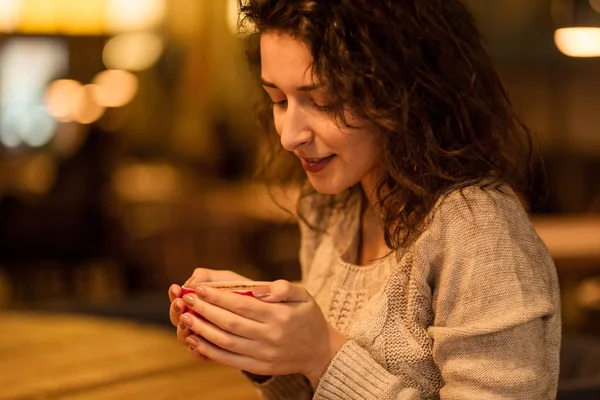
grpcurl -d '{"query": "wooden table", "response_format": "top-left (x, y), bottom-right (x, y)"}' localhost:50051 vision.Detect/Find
top-left (0, 311), bottom-right (260, 400)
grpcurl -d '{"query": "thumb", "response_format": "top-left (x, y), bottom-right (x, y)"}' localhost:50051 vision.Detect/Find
top-left (185, 268), bottom-right (212, 286)
top-left (253, 280), bottom-right (311, 303)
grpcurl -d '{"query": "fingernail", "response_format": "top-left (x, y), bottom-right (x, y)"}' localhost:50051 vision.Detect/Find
top-left (252, 285), bottom-right (270, 298)
top-left (183, 294), bottom-right (195, 306)
top-left (195, 287), bottom-right (206, 298)
top-left (180, 314), bottom-right (193, 328)
top-left (173, 301), bottom-right (181, 313)
top-left (179, 322), bottom-right (188, 330)
top-left (186, 335), bottom-right (200, 346)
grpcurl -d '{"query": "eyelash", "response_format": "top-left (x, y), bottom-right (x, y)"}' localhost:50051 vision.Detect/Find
top-left (271, 99), bottom-right (331, 112)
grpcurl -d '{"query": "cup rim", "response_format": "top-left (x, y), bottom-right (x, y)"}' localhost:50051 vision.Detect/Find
top-left (181, 280), bottom-right (271, 291)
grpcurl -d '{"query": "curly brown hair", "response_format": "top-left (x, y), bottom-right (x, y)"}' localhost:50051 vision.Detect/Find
top-left (239, 0), bottom-right (536, 250)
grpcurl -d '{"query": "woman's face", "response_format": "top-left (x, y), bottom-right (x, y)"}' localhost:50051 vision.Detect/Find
top-left (260, 31), bottom-right (382, 195)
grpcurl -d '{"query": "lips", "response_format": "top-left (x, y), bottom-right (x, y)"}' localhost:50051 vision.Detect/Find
top-left (300, 155), bottom-right (336, 173)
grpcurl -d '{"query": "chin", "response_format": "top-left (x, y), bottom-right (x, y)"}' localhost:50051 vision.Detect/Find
top-left (307, 176), bottom-right (351, 195)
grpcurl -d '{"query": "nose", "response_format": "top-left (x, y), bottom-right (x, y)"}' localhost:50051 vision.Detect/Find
top-left (278, 103), bottom-right (312, 152)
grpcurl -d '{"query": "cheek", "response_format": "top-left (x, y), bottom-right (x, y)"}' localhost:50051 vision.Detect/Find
top-left (344, 129), bottom-right (379, 157)
top-left (350, 134), bottom-right (381, 173)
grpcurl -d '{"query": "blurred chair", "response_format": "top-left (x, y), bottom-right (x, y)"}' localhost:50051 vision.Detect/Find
top-left (0, 193), bottom-right (114, 302)
top-left (558, 334), bottom-right (600, 399)
top-left (576, 276), bottom-right (600, 336)
top-left (0, 127), bottom-right (120, 303)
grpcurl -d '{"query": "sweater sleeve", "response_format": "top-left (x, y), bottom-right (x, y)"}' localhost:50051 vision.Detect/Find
top-left (313, 187), bottom-right (561, 400)
top-left (243, 373), bottom-right (314, 400)
top-left (428, 188), bottom-right (561, 399)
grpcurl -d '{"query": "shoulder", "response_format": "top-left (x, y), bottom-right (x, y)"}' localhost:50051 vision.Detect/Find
top-left (416, 183), bottom-right (557, 304)
top-left (428, 183), bottom-right (532, 243)
top-left (410, 183), bottom-right (556, 286)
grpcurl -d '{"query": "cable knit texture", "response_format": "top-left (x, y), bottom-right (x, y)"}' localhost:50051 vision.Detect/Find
top-left (248, 185), bottom-right (561, 399)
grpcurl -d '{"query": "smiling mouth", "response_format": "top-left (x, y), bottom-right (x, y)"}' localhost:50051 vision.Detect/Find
top-left (299, 155), bottom-right (336, 173)
top-left (303, 157), bottom-right (331, 164)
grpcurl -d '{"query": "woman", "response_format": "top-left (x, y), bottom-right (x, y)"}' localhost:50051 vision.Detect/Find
top-left (168, 0), bottom-right (561, 398)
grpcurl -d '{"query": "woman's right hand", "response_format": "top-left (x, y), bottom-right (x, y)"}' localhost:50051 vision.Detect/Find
top-left (168, 268), bottom-right (251, 358)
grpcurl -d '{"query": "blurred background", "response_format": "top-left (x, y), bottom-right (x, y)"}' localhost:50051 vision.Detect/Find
top-left (0, 0), bottom-right (599, 398)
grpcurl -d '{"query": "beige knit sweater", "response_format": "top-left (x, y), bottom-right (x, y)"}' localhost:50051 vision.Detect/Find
top-left (251, 185), bottom-right (561, 400)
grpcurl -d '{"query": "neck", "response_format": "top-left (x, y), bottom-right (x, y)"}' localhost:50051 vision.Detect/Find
top-left (357, 186), bottom-right (387, 265)
top-left (360, 172), bottom-right (381, 211)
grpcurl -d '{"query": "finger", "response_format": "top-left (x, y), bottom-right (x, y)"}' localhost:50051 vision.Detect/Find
top-left (169, 298), bottom-right (185, 327)
top-left (177, 321), bottom-right (193, 345)
top-left (185, 268), bottom-right (213, 286)
top-left (187, 335), bottom-right (273, 376)
top-left (168, 284), bottom-right (182, 303)
top-left (188, 343), bottom-right (210, 362)
top-left (190, 288), bottom-right (267, 323)
top-left (187, 268), bottom-right (252, 286)
top-left (180, 312), bottom-right (259, 357)
top-left (253, 280), bottom-right (311, 303)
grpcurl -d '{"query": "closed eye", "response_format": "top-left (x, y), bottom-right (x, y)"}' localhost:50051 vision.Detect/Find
top-left (272, 99), bottom-right (288, 108)
top-left (311, 99), bottom-right (332, 112)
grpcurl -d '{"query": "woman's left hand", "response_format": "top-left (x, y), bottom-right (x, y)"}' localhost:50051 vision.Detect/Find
top-left (179, 280), bottom-right (347, 386)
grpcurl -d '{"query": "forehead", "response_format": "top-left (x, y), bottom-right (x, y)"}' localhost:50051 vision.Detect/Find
top-left (260, 32), bottom-right (315, 87)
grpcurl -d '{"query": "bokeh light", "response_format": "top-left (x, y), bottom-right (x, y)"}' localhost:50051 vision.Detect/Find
top-left (72, 84), bottom-right (106, 125)
top-left (20, 105), bottom-right (58, 147)
top-left (106, 0), bottom-right (166, 33)
top-left (102, 33), bottom-right (163, 71)
top-left (0, 0), bottom-right (20, 33)
top-left (555, 27), bottom-right (600, 57)
top-left (0, 107), bottom-right (22, 148)
top-left (44, 79), bottom-right (82, 123)
top-left (90, 69), bottom-right (138, 108)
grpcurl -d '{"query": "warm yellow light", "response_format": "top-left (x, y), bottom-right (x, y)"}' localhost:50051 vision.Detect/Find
top-left (2, 0), bottom-right (167, 35)
top-left (90, 69), bottom-right (138, 107)
top-left (226, 0), bottom-right (255, 35)
top-left (102, 33), bottom-right (163, 71)
top-left (18, 0), bottom-right (105, 35)
top-left (72, 84), bottom-right (106, 124)
top-left (55, 0), bottom-right (105, 35)
top-left (227, 0), bottom-right (238, 34)
top-left (17, 0), bottom-right (54, 33)
top-left (555, 27), bottom-right (600, 57)
top-left (106, 0), bottom-right (166, 33)
top-left (44, 79), bottom-right (82, 122)
top-left (0, 0), bottom-right (21, 33)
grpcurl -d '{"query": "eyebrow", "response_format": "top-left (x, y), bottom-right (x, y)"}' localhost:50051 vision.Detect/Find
top-left (261, 78), bottom-right (320, 92)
